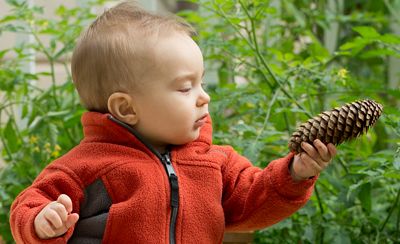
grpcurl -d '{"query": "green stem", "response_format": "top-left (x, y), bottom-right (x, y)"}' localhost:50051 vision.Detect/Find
top-left (9, 113), bottom-right (25, 143)
top-left (0, 110), bottom-right (13, 161)
top-left (49, 58), bottom-right (60, 108)
top-left (30, 28), bottom-right (60, 108)
top-left (210, 4), bottom-right (274, 90)
top-left (337, 156), bottom-right (349, 174)
top-left (3, 103), bottom-right (25, 144)
top-left (237, 1), bottom-right (293, 135)
top-left (0, 101), bottom-right (29, 111)
top-left (314, 184), bottom-right (325, 216)
top-left (214, 48), bottom-right (390, 103)
top-left (383, 0), bottom-right (400, 24)
top-left (283, 104), bottom-right (291, 138)
top-left (210, 3), bottom-right (294, 136)
top-left (237, 0), bottom-right (313, 118)
top-left (396, 200), bottom-right (400, 240)
top-left (314, 184), bottom-right (325, 243)
top-left (380, 187), bottom-right (400, 231)
top-left (318, 180), bottom-right (338, 195)
top-left (250, 89), bottom-right (280, 154)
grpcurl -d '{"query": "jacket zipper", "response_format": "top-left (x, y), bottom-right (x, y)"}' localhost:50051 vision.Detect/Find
top-left (161, 152), bottom-right (179, 244)
top-left (107, 115), bottom-right (179, 244)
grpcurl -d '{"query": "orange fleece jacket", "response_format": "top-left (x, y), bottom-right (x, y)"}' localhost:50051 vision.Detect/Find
top-left (10, 112), bottom-right (317, 243)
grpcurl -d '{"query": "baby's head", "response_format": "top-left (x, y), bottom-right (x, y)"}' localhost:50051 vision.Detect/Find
top-left (72, 1), bottom-right (210, 151)
top-left (72, 1), bottom-right (195, 112)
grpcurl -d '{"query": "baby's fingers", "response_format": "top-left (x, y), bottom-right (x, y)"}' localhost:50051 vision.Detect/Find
top-left (43, 212), bottom-right (79, 238)
top-left (327, 143), bottom-right (337, 157)
top-left (57, 194), bottom-right (73, 213)
top-left (66, 213), bottom-right (79, 229)
top-left (38, 221), bottom-right (56, 238)
top-left (301, 142), bottom-right (319, 160)
top-left (313, 139), bottom-right (330, 162)
top-left (49, 202), bottom-right (68, 223)
top-left (44, 208), bottom-right (63, 229)
top-left (301, 153), bottom-right (323, 173)
top-left (49, 213), bottom-right (79, 238)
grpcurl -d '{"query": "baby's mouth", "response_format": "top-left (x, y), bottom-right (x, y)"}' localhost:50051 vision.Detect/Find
top-left (194, 114), bottom-right (208, 128)
top-left (196, 114), bottom-right (208, 122)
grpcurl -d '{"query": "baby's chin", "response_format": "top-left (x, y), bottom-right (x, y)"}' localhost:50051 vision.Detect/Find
top-left (170, 132), bottom-right (200, 146)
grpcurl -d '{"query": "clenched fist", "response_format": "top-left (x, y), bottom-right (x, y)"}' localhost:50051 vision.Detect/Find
top-left (290, 139), bottom-right (337, 181)
top-left (34, 194), bottom-right (79, 239)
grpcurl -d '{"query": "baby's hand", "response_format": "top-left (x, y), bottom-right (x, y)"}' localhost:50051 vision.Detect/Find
top-left (34, 194), bottom-right (79, 239)
top-left (290, 139), bottom-right (337, 181)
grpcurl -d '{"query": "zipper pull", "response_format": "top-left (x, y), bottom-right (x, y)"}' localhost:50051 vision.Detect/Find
top-left (163, 153), bottom-right (176, 177)
top-left (162, 153), bottom-right (179, 208)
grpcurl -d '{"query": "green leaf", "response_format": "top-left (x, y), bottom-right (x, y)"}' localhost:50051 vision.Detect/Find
top-left (64, 110), bottom-right (84, 128)
top-left (331, 230), bottom-right (351, 244)
top-left (394, 156), bottom-right (400, 170)
top-left (384, 171), bottom-right (400, 179)
top-left (28, 116), bottom-right (43, 132)
top-left (5, 0), bottom-right (25, 7)
top-left (339, 37), bottom-right (370, 54)
top-left (21, 102), bottom-right (29, 119)
top-left (304, 226), bottom-right (314, 243)
top-left (379, 34), bottom-right (400, 44)
top-left (358, 183), bottom-right (372, 214)
top-left (284, 1), bottom-right (306, 27)
top-left (48, 123), bottom-right (59, 145)
top-left (0, 15), bottom-right (17, 24)
top-left (360, 49), bottom-right (399, 59)
top-left (353, 26), bottom-right (381, 39)
top-left (0, 49), bottom-right (9, 59)
top-left (55, 5), bottom-right (67, 16)
top-left (46, 110), bottom-right (70, 118)
top-left (3, 119), bottom-right (19, 153)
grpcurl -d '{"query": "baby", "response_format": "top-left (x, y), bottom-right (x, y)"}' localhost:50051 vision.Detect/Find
top-left (10, 1), bottom-right (336, 243)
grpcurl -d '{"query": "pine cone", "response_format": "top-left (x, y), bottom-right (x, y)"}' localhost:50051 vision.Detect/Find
top-left (288, 99), bottom-right (383, 153)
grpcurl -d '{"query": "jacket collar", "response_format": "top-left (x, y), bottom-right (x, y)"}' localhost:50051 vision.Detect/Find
top-left (81, 112), bottom-right (213, 156)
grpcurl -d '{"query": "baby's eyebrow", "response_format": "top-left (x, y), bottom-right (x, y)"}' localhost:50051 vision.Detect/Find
top-left (173, 69), bottom-right (205, 83)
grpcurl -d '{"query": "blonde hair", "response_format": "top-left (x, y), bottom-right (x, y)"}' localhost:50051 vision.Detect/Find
top-left (71, 1), bottom-right (195, 112)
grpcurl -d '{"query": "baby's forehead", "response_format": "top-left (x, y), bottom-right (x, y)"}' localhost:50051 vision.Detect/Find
top-left (138, 33), bottom-right (203, 85)
top-left (136, 31), bottom-right (197, 63)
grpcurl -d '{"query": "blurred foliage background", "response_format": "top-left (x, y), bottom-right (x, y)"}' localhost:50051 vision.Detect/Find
top-left (1, 0), bottom-right (400, 243)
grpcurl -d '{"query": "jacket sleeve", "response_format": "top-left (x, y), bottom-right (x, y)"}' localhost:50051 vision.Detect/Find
top-left (220, 146), bottom-right (317, 231)
top-left (10, 163), bottom-right (84, 244)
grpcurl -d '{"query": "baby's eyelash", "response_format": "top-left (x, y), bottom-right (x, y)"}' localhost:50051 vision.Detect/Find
top-left (178, 88), bottom-right (191, 93)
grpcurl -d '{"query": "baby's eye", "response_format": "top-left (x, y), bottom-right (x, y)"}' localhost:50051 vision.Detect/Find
top-left (178, 88), bottom-right (191, 93)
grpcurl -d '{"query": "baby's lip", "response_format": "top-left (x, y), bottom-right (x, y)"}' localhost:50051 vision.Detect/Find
top-left (196, 113), bottom-right (208, 122)
top-left (194, 114), bottom-right (208, 128)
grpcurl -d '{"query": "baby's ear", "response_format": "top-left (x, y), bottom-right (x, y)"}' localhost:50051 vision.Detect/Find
top-left (107, 92), bottom-right (138, 125)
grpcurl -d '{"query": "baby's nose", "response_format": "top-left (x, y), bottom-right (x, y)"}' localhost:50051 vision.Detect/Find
top-left (197, 89), bottom-right (210, 106)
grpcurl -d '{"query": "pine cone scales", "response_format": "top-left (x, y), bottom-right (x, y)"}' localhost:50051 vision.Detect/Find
top-left (288, 99), bottom-right (383, 153)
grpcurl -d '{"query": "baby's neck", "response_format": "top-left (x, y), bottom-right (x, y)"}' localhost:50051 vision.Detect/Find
top-left (155, 146), bottom-right (168, 154)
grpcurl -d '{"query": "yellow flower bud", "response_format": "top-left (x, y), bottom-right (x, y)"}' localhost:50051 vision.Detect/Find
top-left (29, 136), bottom-right (38, 144)
top-left (51, 150), bottom-right (60, 158)
top-left (338, 68), bottom-right (348, 79)
top-left (54, 145), bottom-right (61, 151)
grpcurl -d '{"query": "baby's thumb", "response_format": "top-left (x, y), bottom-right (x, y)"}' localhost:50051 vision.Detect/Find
top-left (65, 213), bottom-right (79, 229)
